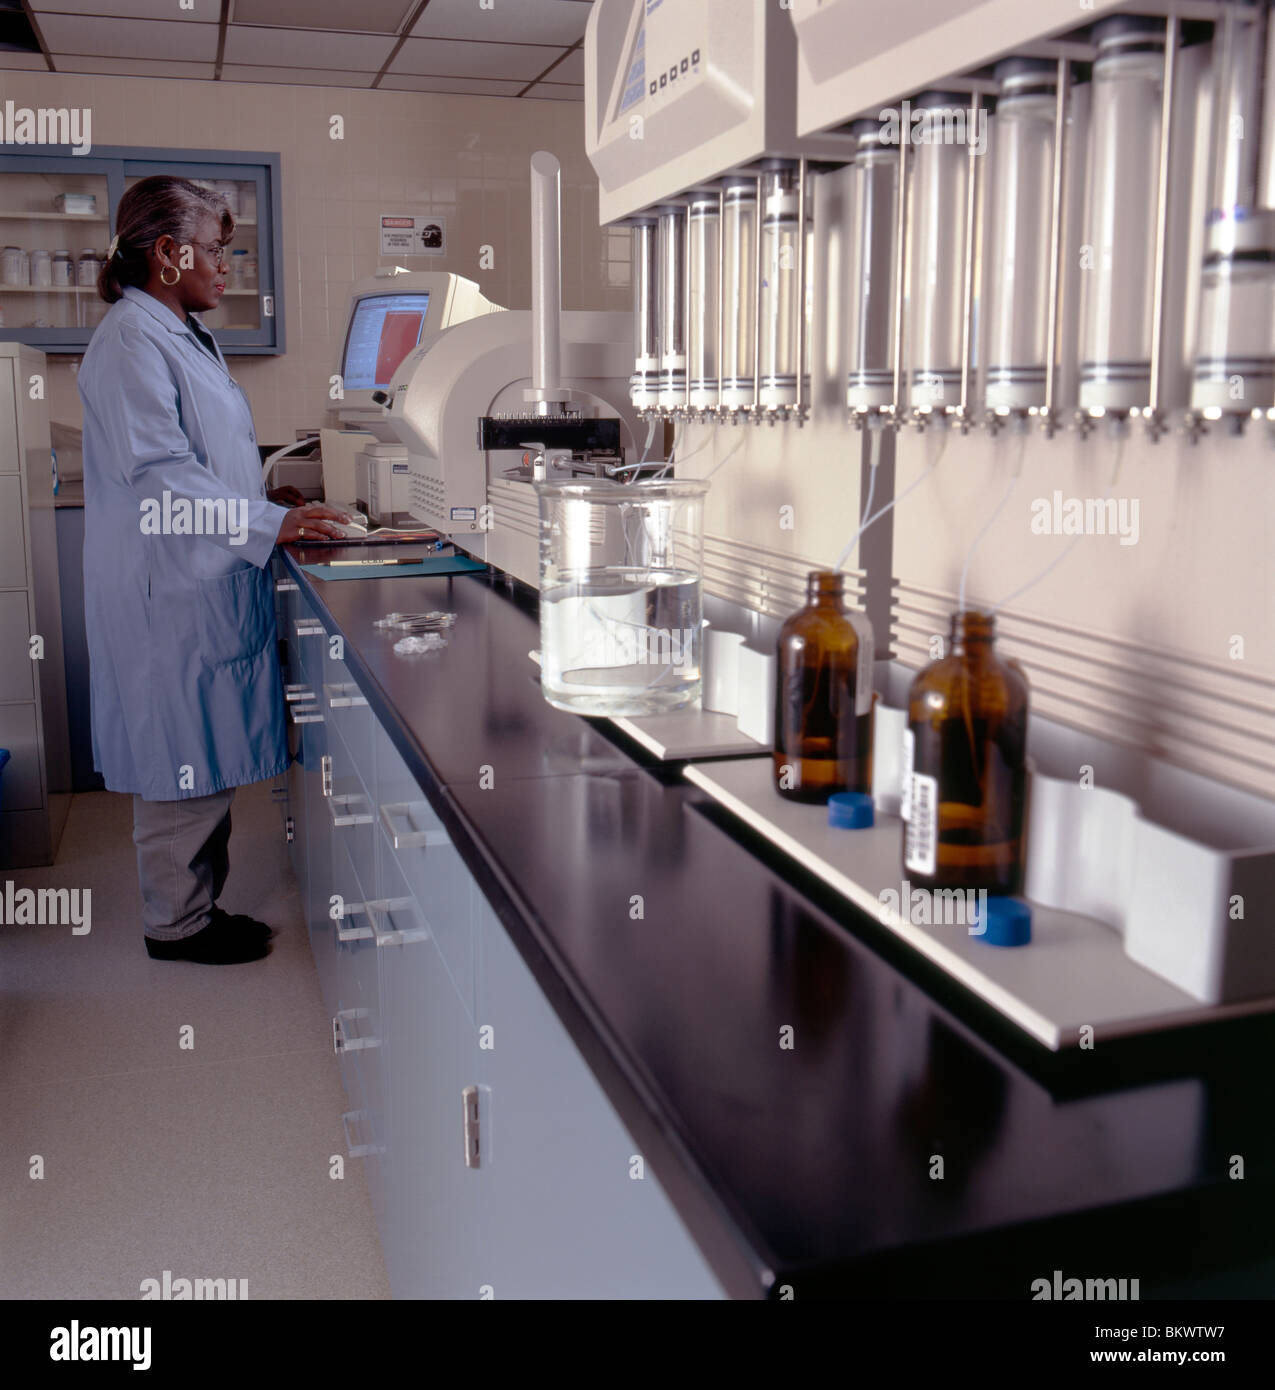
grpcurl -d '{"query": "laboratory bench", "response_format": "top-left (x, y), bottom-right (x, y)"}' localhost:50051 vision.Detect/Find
top-left (273, 543), bottom-right (1275, 1300)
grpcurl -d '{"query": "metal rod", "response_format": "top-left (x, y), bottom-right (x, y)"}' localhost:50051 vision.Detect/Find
top-left (1148, 16), bottom-right (1178, 418)
top-left (717, 183), bottom-right (725, 413)
top-left (1044, 58), bottom-right (1070, 420)
top-left (891, 119), bottom-right (909, 417)
top-left (958, 92), bottom-right (981, 421)
top-left (795, 157), bottom-right (807, 414)
top-left (753, 173), bottom-right (763, 413)
top-left (684, 197), bottom-right (692, 414)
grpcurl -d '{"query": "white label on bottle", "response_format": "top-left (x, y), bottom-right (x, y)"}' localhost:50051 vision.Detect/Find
top-left (904, 773), bottom-right (938, 876)
top-left (900, 728), bottom-right (914, 821)
top-left (849, 611), bottom-right (875, 716)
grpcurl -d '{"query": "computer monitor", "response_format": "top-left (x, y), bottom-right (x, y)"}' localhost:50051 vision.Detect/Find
top-left (335, 269), bottom-right (503, 428)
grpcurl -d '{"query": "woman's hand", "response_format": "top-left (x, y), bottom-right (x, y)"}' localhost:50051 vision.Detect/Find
top-left (267, 484), bottom-right (308, 507)
top-left (276, 503), bottom-right (353, 545)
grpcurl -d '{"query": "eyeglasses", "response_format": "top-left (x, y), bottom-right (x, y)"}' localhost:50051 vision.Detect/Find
top-left (191, 240), bottom-right (232, 266)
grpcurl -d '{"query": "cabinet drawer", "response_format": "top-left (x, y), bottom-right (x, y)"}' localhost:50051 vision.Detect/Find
top-left (378, 807), bottom-right (475, 1021)
top-left (0, 702), bottom-right (42, 811)
top-left (0, 475), bottom-right (27, 587)
top-left (0, 591), bottom-right (34, 701)
top-left (322, 661), bottom-right (374, 784)
top-left (325, 719), bottom-right (376, 905)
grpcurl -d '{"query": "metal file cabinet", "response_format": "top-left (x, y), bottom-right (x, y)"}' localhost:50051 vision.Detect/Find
top-left (274, 565), bottom-right (724, 1298)
top-left (0, 342), bottom-right (70, 867)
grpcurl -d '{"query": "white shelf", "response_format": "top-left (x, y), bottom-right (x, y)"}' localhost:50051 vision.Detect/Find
top-left (0, 285), bottom-right (95, 294)
top-left (683, 757), bottom-right (1275, 1050)
top-left (0, 210), bottom-right (107, 221)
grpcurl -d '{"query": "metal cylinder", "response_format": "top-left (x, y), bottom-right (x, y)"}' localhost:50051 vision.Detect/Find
top-left (529, 150), bottom-right (565, 414)
top-left (630, 217), bottom-right (659, 409)
top-left (758, 161), bottom-right (805, 408)
top-left (1078, 18), bottom-right (1166, 412)
top-left (1192, 3), bottom-right (1275, 412)
top-left (907, 91), bottom-right (972, 412)
top-left (657, 204), bottom-right (687, 409)
top-left (720, 178), bottom-right (757, 409)
top-left (687, 191), bottom-right (721, 409)
top-left (845, 120), bottom-right (899, 411)
top-left (985, 59), bottom-right (1059, 411)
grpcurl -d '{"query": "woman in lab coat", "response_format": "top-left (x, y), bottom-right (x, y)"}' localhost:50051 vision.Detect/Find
top-left (79, 175), bottom-right (349, 964)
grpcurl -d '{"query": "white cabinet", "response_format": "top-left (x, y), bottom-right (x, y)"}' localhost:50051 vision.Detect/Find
top-left (279, 566), bottom-right (724, 1299)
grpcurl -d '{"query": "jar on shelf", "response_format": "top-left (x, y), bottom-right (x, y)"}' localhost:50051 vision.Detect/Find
top-left (3, 246), bottom-right (24, 286)
top-left (30, 250), bottom-right (51, 287)
top-left (77, 250), bottom-right (99, 287)
top-left (51, 250), bottom-right (73, 287)
top-left (902, 610), bottom-right (1029, 893)
top-left (242, 253), bottom-right (258, 289)
top-left (229, 248), bottom-right (247, 290)
top-left (773, 570), bottom-right (876, 803)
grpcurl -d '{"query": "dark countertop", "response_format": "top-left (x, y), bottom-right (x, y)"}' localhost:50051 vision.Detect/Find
top-left (283, 545), bottom-right (1275, 1299)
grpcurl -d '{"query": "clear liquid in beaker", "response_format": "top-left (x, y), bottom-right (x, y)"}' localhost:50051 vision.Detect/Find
top-left (540, 567), bottom-right (702, 715)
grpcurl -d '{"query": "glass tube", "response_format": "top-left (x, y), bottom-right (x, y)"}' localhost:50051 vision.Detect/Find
top-left (1078, 17), bottom-right (1166, 412)
top-left (657, 205), bottom-right (686, 409)
top-left (759, 163), bottom-right (804, 407)
top-left (907, 92), bottom-right (971, 412)
top-left (687, 191), bottom-right (720, 409)
top-left (630, 217), bottom-right (659, 409)
top-left (720, 178), bottom-right (757, 408)
top-left (984, 60), bottom-right (1058, 411)
top-left (845, 120), bottom-right (899, 410)
top-left (1192, 5), bottom-right (1275, 412)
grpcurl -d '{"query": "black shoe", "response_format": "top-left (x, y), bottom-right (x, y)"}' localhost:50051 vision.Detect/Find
top-left (211, 905), bottom-right (274, 940)
top-left (145, 914), bottom-right (271, 964)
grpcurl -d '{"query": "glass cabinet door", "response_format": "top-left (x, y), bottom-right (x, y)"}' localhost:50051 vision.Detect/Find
top-left (0, 162), bottom-right (116, 338)
top-left (0, 147), bottom-right (281, 355)
top-left (122, 167), bottom-right (267, 337)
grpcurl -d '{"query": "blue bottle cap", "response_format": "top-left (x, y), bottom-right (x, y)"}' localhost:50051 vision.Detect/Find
top-left (970, 896), bottom-right (1032, 947)
top-left (827, 792), bottom-right (874, 830)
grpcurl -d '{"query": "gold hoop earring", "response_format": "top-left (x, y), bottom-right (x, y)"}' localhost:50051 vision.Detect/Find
top-left (160, 264), bottom-right (180, 287)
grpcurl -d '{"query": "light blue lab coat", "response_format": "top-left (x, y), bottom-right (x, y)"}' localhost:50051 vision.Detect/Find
top-left (78, 285), bottom-right (290, 800)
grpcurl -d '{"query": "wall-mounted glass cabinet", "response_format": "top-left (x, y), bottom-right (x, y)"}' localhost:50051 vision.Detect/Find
top-left (0, 146), bottom-right (284, 355)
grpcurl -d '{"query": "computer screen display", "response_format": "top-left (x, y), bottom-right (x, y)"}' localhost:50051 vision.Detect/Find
top-left (341, 293), bottom-right (431, 390)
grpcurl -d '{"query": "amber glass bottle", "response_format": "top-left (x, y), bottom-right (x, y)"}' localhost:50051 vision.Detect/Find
top-left (773, 571), bottom-right (875, 802)
top-left (902, 610), bottom-right (1029, 892)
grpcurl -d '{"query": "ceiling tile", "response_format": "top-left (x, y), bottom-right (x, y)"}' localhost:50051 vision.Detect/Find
top-left (0, 52), bottom-right (50, 70)
top-left (389, 36), bottom-right (561, 80)
top-left (54, 57), bottom-right (217, 78)
top-left (221, 65), bottom-right (379, 88)
top-left (37, 15), bottom-right (218, 61)
top-left (410, 0), bottom-right (589, 47)
top-left (525, 82), bottom-right (584, 102)
top-left (378, 74), bottom-right (527, 97)
top-left (549, 47), bottom-right (584, 82)
top-left (232, 0), bottom-right (416, 33)
top-left (222, 25), bottom-right (395, 70)
top-left (31, 1), bottom-right (193, 16)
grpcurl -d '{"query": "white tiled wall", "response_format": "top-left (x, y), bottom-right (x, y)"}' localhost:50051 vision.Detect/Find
top-left (0, 72), bottom-right (629, 442)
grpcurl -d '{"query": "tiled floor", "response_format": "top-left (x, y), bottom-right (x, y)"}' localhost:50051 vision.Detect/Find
top-left (0, 780), bottom-right (390, 1300)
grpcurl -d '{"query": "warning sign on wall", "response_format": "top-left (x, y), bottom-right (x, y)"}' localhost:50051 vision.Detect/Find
top-left (380, 213), bottom-right (447, 257)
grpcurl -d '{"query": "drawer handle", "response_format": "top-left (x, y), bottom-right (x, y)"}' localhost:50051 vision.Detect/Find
top-left (379, 802), bottom-right (449, 851)
top-left (284, 684), bottom-right (314, 702)
top-left (294, 620), bottom-right (324, 638)
top-left (365, 897), bottom-right (431, 948)
top-left (333, 1008), bottom-right (381, 1053)
top-left (324, 682), bottom-right (368, 709)
top-left (335, 901), bottom-right (372, 943)
top-left (288, 704), bottom-right (323, 725)
top-left (327, 793), bottom-right (373, 828)
top-left (340, 1110), bottom-right (384, 1159)
top-left (275, 579), bottom-right (299, 593)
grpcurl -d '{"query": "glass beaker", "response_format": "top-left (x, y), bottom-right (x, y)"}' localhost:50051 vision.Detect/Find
top-left (535, 479), bottom-right (709, 716)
